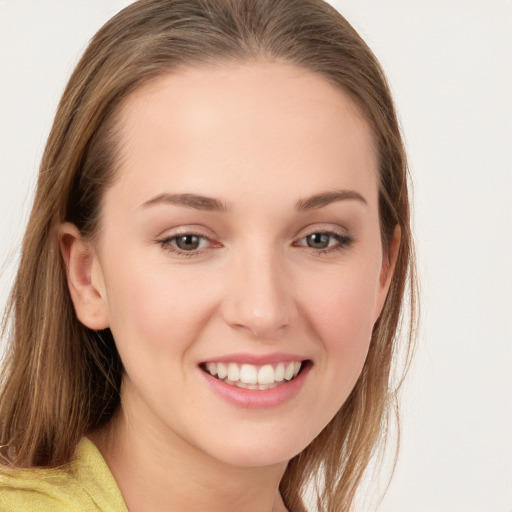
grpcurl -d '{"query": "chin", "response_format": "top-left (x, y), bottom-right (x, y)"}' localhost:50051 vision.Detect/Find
top-left (195, 424), bottom-right (317, 470)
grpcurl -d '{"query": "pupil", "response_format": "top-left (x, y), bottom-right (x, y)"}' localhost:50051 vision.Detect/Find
top-left (307, 233), bottom-right (329, 249)
top-left (176, 235), bottom-right (200, 250)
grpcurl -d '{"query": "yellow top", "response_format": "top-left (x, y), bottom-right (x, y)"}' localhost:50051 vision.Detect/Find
top-left (0, 438), bottom-right (128, 512)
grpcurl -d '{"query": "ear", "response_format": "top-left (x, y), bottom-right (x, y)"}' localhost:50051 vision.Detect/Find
top-left (59, 222), bottom-right (110, 330)
top-left (375, 224), bottom-right (401, 318)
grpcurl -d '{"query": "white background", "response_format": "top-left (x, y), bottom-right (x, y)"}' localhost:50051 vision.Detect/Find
top-left (0, 1), bottom-right (511, 511)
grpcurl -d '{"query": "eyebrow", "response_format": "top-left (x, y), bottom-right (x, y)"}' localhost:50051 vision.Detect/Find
top-left (296, 189), bottom-right (368, 210)
top-left (140, 193), bottom-right (228, 212)
top-left (140, 188), bottom-right (367, 212)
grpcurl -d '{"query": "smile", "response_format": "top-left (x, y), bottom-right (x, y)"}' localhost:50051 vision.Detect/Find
top-left (202, 361), bottom-right (303, 390)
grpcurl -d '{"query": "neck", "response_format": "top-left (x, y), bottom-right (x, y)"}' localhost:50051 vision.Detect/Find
top-left (89, 407), bottom-right (290, 512)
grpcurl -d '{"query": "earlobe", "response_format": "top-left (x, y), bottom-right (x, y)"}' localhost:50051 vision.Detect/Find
top-left (59, 222), bottom-right (109, 330)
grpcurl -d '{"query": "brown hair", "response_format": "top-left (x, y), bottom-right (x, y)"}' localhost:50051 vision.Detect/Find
top-left (0, 1), bottom-right (417, 510)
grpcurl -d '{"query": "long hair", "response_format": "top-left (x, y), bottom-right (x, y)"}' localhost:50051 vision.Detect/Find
top-left (0, 1), bottom-right (417, 510)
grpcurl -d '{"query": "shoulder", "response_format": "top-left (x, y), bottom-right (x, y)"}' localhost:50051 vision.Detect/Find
top-left (0, 438), bottom-right (128, 512)
top-left (0, 466), bottom-right (86, 512)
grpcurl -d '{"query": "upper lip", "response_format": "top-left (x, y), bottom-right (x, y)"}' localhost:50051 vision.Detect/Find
top-left (200, 352), bottom-right (309, 365)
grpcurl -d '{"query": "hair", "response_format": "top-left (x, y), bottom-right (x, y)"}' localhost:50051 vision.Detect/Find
top-left (0, 1), bottom-right (417, 510)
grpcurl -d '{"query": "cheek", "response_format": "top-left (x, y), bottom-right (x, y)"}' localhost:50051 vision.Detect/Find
top-left (303, 262), bottom-right (380, 335)
top-left (101, 253), bottom-right (213, 364)
top-left (284, 264), bottom-right (382, 445)
top-left (299, 262), bottom-right (381, 378)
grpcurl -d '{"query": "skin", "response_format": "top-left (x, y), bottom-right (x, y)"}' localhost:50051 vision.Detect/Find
top-left (60, 61), bottom-right (399, 512)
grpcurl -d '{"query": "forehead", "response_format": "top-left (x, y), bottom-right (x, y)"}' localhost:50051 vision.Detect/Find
top-left (107, 60), bottom-right (378, 211)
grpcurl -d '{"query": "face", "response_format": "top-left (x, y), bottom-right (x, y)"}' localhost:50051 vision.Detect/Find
top-left (67, 61), bottom-right (396, 469)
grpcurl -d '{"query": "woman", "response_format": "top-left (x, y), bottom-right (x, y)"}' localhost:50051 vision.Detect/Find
top-left (0, 0), bottom-right (417, 511)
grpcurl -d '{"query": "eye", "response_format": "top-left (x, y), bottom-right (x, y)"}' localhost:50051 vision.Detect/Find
top-left (305, 233), bottom-right (333, 249)
top-left (174, 234), bottom-right (204, 251)
top-left (158, 232), bottom-right (214, 256)
top-left (295, 231), bottom-right (354, 253)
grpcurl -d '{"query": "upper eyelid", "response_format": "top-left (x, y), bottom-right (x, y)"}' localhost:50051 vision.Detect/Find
top-left (160, 232), bottom-right (210, 241)
top-left (295, 225), bottom-right (351, 239)
top-left (156, 225), bottom-right (216, 239)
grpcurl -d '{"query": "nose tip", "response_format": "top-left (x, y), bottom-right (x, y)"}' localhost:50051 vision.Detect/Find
top-left (223, 300), bottom-right (290, 338)
top-left (221, 257), bottom-right (297, 339)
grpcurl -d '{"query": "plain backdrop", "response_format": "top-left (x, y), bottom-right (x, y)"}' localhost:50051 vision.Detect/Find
top-left (0, 1), bottom-right (511, 511)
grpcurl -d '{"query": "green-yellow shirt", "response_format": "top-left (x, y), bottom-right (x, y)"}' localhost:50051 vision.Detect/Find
top-left (0, 438), bottom-right (128, 512)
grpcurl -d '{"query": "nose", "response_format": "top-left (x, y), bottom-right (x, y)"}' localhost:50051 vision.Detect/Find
top-left (221, 247), bottom-right (297, 339)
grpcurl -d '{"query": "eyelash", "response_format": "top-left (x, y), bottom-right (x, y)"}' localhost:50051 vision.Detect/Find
top-left (157, 230), bottom-right (354, 257)
top-left (158, 233), bottom-right (216, 258)
top-left (294, 231), bottom-right (355, 254)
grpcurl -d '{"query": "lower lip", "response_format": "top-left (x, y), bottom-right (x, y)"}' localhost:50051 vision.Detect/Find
top-left (200, 364), bottom-right (311, 409)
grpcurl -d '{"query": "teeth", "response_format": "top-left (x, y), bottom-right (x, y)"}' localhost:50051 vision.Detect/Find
top-left (284, 362), bottom-right (295, 381)
top-left (204, 360), bottom-right (304, 388)
top-left (258, 364), bottom-right (275, 385)
top-left (275, 363), bottom-right (285, 382)
top-left (227, 363), bottom-right (240, 381)
top-left (240, 364), bottom-right (258, 384)
top-left (217, 362), bottom-right (228, 379)
top-left (258, 382), bottom-right (279, 390)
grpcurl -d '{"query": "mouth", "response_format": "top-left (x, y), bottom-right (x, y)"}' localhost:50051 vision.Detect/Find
top-left (199, 360), bottom-right (309, 390)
